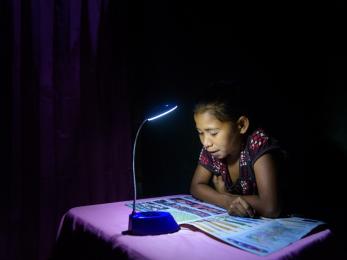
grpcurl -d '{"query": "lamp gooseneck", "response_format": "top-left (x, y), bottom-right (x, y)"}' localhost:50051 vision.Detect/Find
top-left (131, 118), bottom-right (148, 214)
top-left (128, 104), bottom-right (179, 235)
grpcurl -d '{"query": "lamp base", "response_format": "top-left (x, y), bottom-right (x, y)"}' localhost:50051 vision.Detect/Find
top-left (128, 211), bottom-right (180, 235)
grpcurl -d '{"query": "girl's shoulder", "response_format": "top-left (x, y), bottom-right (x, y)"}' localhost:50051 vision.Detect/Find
top-left (245, 128), bottom-right (281, 161)
top-left (247, 128), bottom-right (272, 152)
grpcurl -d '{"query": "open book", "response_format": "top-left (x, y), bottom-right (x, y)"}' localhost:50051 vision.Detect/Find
top-left (126, 195), bottom-right (325, 256)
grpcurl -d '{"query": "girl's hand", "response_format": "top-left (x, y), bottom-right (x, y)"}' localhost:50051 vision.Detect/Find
top-left (212, 175), bottom-right (228, 194)
top-left (227, 196), bottom-right (255, 218)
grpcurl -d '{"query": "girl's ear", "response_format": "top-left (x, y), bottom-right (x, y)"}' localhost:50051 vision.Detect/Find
top-left (237, 116), bottom-right (249, 134)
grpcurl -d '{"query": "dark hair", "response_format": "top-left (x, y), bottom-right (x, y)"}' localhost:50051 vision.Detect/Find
top-left (193, 80), bottom-right (250, 122)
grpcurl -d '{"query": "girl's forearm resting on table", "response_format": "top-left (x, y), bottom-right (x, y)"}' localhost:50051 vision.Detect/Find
top-left (190, 182), bottom-right (233, 209)
top-left (191, 183), bottom-right (281, 218)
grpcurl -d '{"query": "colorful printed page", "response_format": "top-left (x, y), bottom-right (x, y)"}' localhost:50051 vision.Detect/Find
top-left (126, 195), bottom-right (227, 224)
top-left (185, 215), bottom-right (324, 256)
top-left (125, 195), bottom-right (325, 256)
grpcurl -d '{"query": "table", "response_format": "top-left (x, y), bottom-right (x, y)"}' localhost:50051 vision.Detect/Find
top-left (52, 195), bottom-right (333, 260)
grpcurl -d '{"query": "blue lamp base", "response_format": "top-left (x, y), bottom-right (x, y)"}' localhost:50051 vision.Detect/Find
top-left (128, 211), bottom-right (180, 235)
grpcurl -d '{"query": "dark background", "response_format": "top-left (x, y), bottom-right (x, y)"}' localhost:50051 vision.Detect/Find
top-left (131, 0), bottom-right (347, 216)
top-left (129, 1), bottom-right (347, 256)
top-left (2, 0), bottom-right (346, 259)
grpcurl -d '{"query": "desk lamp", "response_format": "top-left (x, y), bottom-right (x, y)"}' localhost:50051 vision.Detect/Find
top-left (128, 104), bottom-right (180, 235)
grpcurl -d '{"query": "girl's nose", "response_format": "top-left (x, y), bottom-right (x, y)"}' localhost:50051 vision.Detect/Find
top-left (202, 137), bottom-right (212, 148)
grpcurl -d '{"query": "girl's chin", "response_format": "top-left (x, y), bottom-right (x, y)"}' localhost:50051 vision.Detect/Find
top-left (212, 152), bottom-right (225, 159)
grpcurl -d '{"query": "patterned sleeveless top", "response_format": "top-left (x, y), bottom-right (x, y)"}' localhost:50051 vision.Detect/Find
top-left (198, 128), bottom-right (281, 195)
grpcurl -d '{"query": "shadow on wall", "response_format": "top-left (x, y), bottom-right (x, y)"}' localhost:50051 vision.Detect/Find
top-left (285, 138), bottom-right (347, 256)
top-left (273, 87), bottom-right (347, 255)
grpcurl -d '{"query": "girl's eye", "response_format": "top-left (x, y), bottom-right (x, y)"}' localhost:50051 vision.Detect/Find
top-left (210, 132), bottom-right (218, 136)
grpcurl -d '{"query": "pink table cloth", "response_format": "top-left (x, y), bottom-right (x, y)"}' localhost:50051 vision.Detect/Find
top-left (54, 195), bottom-right (332, 260)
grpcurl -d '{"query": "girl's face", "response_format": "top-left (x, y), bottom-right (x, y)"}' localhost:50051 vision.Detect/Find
top-left (194, 111), bottom-right (242, 161)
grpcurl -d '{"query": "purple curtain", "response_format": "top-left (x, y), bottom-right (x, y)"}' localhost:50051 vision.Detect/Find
top-left (5, 0), bottom-right (132, 259)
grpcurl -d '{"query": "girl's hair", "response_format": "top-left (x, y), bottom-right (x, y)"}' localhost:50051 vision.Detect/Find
top-left (193, 80), bottom-right (250, 122)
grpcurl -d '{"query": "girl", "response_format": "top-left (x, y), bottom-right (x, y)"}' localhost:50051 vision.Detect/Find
top-left (190, 82), bottom-right (283, 218)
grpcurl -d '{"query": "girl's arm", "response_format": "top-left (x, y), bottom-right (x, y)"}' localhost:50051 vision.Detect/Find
top-left (190, 165), bottom-right (236, 210)
top-left (240, 153), bottom-right (282, 218)
top-left (190, 153), bottom-right (282, 218)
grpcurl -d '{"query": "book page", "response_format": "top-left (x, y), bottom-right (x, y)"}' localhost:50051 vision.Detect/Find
top-left (125, 195), bottom-right (325, 256)
top-left (126, 195), bottom-right (227, 224)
